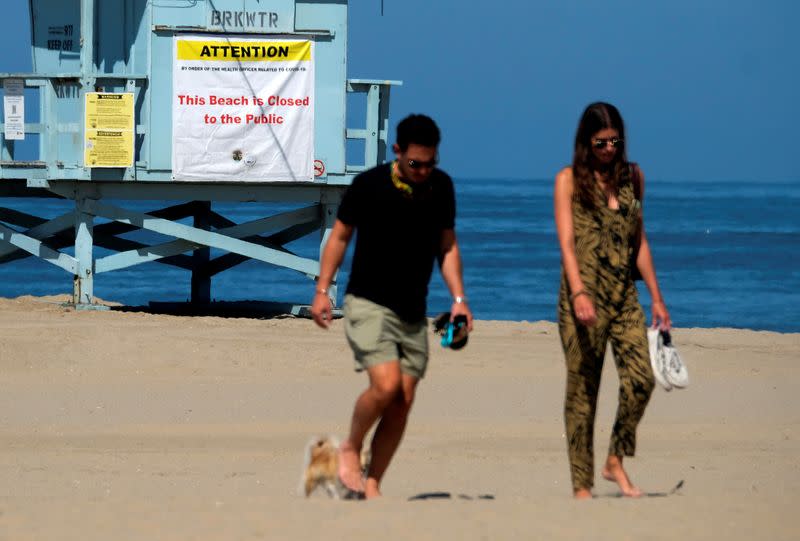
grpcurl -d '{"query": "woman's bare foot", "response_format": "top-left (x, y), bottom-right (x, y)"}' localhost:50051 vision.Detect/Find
top-left (602, 455), bottom-right (643, 497)
top-left (573, 488), bottom-right (593, 500)
top-left (364, 478), bottom-right (382, 499)
top-left (338, 441), bottom-right (365, 494)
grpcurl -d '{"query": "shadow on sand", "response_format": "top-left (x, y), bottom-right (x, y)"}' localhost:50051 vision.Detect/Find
top-left (408, 481), bottom-right (683, 501)
top-left (110, 300), bottom-right (342, 321)
top-left (595, 479), bottom-right (685, 499)
top-left (408, 492), bottom-right (496, 501)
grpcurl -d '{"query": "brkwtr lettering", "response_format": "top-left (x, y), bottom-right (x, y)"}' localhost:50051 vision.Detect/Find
top-left (210, 10), bottom-right (280, 28)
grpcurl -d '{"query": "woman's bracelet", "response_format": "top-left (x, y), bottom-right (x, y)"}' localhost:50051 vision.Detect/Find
top-left (569, 289), bottom-right (590, 302)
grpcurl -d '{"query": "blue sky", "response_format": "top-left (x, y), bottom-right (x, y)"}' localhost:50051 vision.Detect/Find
top-left (349, 1), bottom-right (798, 182)
top-left (2, 1), bottom-right (798, 181)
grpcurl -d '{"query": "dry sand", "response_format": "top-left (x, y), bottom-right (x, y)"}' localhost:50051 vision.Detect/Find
top-left (0, 295), bottom-right (798, 540)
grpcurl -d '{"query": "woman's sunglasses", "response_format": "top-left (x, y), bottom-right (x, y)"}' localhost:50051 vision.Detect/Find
top-left (591, 138), bottom-right (624, 149)
top-left (407, 158), bottom-right (438, 170)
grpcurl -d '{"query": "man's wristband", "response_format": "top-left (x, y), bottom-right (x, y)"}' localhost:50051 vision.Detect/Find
top-left (316, 288), bottom-right (328, 295)
top-left (454, 295), bottom-right (468, 304)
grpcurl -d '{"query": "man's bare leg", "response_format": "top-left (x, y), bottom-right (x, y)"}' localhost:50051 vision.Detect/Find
top-left (601, 455), bottom-right (643, 497)
top-left (364, 373), bottom-right (418, 498)
top-left (339, 361), bottom-right (402, 493)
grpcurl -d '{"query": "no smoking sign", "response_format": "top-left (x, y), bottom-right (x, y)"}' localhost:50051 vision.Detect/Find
top-left (313, 159), bottom-right (326, 177)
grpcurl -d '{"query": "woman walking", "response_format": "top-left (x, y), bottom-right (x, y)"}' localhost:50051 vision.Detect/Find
top-left (554, 102), bottom-right (671, 499)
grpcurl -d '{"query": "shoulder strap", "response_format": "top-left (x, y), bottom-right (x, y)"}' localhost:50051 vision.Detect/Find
top-left (630, 163), bottom-right (642, 200)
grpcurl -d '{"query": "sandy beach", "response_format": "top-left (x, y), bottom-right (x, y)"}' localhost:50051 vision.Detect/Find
top-left (0, 295), bottom-right (798, 540)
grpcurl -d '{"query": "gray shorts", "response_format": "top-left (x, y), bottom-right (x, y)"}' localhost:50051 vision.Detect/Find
top-left (343, 294), bottom-right (429, 379)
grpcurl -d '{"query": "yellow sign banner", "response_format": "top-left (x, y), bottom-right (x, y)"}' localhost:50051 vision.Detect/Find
top-left (84, 92), bottom-right (134, 168)
top-left (176, 40), bottom-right (311, 62)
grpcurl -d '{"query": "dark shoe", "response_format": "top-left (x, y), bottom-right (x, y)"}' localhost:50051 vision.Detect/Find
top-left (432, 313), bottom-right (469, 350)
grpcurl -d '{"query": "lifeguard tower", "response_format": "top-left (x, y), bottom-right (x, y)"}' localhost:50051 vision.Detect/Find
top-left (0, 0), bottom-right (399, 311)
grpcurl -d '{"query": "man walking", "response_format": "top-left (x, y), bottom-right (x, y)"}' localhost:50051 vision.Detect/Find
top-left (311, 114), bottom-right (472, 499)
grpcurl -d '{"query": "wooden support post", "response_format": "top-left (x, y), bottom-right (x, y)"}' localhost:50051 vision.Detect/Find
top-left (191, 201), bottom-right (211, 304)
top-left (73, 197), bottom-right (95, 306)
top-left (364, 84), bottom-right (380, 167)
top-left (320, 199), bottom-right (338, 307)
top-left (377, 84), bottom-right (393, 164)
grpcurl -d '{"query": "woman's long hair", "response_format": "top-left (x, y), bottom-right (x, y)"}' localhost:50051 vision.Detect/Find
top-left (572, 102), bottom-right (630, 209)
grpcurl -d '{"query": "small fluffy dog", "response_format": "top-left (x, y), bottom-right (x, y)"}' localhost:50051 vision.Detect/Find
top-left (300, 435), bottom-right (370, 499)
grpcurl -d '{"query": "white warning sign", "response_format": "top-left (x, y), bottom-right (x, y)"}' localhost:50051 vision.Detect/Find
top-left (3, 79), bottom-right (25, 141)
top-left (172, 35), bottom-right (315, 182)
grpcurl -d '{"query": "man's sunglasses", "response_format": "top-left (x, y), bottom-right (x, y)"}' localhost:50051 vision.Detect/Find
top-left (407, 158), bottom-right (438, 170)
top-left (591, 138), bottom-right (624, 149)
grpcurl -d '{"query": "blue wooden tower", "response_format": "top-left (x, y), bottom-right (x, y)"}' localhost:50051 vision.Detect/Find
top-left (0, 0), bottom-right (399, 311)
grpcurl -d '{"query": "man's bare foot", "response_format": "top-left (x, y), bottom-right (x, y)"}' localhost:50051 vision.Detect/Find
top-left (364, 478), bottom-right (382, 499)
top-left (338, 441), bottom-right (365, 493)
top-left (573, 488), bottom-right (593, 500)
top-left (602, 455), bottom-right (643, 497)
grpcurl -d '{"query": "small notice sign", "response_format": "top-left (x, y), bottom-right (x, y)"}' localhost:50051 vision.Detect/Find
top-left (84, 92), bottom-right (134, 167)
top-left (3, 79), bottom-right (25, 140)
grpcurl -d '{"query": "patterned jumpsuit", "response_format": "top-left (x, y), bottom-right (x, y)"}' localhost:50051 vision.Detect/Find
top-left (558, 173), bottom-right (655, 492)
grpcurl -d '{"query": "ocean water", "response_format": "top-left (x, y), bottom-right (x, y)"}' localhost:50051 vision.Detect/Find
top-left (0, 178), bottom-right (798, 332)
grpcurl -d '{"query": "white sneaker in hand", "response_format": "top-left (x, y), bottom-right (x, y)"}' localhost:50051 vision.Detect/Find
top-left (661, 330), bottom-right (689, 388)
top-left (647, 327), bottom-right (672, 391)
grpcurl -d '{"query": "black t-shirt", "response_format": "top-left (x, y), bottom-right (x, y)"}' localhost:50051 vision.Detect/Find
top-left (337, 162), bottom-right (456, 322)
